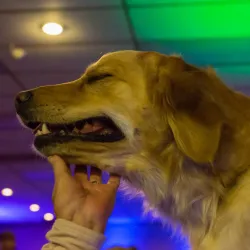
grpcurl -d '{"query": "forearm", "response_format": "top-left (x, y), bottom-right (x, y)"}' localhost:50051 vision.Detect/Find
top-left (42, 219), bottom-right (106, 250)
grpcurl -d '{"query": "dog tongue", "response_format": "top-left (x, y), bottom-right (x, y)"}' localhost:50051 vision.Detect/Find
top-left (80, 121), bottom-right (103, 133)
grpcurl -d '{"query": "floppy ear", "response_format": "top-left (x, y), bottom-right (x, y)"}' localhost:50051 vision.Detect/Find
top-left (154, 57), bottom-right (224, 163)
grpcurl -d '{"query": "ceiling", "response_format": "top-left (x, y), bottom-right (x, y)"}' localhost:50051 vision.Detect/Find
top-left (0, 0), bottom-right (250, 223)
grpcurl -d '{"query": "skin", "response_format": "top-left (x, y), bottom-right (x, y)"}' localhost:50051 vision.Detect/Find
top-left (48, 155), bottom-right (120, 233)
top-left (48, 156), bottom-right (137, 249)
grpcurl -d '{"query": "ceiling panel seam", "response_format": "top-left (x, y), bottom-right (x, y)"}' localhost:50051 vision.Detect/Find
top-left (121, 0), bottom-right (139, 50)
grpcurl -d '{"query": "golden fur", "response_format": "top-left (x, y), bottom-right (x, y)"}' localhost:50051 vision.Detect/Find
top-left (16, 51), bottom-right (250, 250)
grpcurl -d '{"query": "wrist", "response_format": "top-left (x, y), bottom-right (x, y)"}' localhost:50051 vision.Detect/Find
top-left (73, 218), bottom-right (107, 234)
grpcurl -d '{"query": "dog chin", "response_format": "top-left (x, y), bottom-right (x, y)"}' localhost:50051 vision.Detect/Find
top-left (32, 142), bottom-right (90, 165)
top-left (32, 138), bottom-right (128, 168)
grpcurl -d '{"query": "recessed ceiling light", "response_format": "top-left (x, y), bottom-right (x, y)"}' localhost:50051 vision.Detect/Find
top-left (1, 188), bottom-right (13, 197)
top-left (44, 213), bottom-right (54, 221)
top-left (42, 22), bottom-right (63, 36)
top-left (30, 204), bottom-right (40, 212)
top-left (9, 44), bottom-right (27, 60)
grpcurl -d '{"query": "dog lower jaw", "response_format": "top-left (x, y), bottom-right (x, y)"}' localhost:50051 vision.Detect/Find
top-left (32, 144), bottom-right (105, 165)
top-left (32, 139), bottom-right (132, 167)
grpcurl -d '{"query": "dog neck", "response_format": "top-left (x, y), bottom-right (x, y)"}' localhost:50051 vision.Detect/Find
top-left (116, 148), bottom-right (222, 241)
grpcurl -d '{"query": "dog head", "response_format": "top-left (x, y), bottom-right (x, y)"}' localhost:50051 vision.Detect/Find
top-left (15, 51), bottom-right (227, 167)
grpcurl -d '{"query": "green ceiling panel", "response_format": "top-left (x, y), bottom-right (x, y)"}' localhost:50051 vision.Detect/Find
top-left (129, 3), bottom-right (250, 40)
top-left (126, 0), bottom-right (234, 5)
top-left (139, 39), bottom-right (250, 66)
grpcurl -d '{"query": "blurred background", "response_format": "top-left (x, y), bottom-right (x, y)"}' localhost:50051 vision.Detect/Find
top-left (0, 0), bottom-right (249, 249)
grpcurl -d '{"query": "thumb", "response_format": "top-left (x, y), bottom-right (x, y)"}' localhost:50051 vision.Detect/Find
top-left (48, 155), bottom-right (70, 179)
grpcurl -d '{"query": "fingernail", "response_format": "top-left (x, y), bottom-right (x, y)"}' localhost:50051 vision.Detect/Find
top-left (48, 156), bottom-right (55, 163)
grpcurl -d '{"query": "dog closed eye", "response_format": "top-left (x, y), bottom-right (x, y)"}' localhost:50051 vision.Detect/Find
top-left (87, 73), bottom-right (113, 84)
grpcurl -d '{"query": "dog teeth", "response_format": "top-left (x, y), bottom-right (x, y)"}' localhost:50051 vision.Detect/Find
top-left (100, 129), bottom-right (112, 135)
top-left (59, 130), bottom-right (66, 135)
top-left (35, 130), bottom-right (42, 137)
top-left (35, 123), bottom-right (51, 137)
top-left (42, 123), bottom-right (50, 134)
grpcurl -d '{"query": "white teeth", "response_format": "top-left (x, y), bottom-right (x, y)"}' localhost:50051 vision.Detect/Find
top-left (35, 123), bottom-right (51, 137)
top-left (35, 130), bottom-right (42, 137)
top-left (42, 123), bottom-right (50, 134)
top-left (100, 129), bottom-right (112, 135)
top-left (60, 130), bottom-right (66, 135)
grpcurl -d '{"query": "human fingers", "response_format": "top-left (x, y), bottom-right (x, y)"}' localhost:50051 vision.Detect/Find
top-left (48, 155), bottom-right (71, 180)
top-left (89, 166), bottom-right (102, 184)
top-left (75, 165), bottom-right (89, 184)
top-left (48, 156), bottom-right (71, 203)
top-left (107, 174), bottom-right (120, 189)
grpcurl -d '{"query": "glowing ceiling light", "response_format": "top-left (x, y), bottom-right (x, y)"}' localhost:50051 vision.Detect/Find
top-left (29, 204), bottom-right (40, 212)
top-left (1, 188), bottom-right (13, 197)
top-left (44, 213), bottom-right (54, 221)
top-left (42, 22), bottom-right (63, 36)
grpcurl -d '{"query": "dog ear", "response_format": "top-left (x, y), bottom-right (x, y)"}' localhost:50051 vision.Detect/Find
top-left (153, 57), bottom-right (223, 163)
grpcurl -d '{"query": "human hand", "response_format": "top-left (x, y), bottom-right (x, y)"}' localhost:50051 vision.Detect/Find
top-left (48, 155), bottom-right (120, 233)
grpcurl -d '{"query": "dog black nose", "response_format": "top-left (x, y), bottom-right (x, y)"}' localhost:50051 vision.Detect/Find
top-left (15, 91), bottom-right (33, 104)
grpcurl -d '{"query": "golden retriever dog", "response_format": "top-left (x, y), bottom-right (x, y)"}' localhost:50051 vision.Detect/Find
top-left (15, 51), bottom-right (250, 250)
